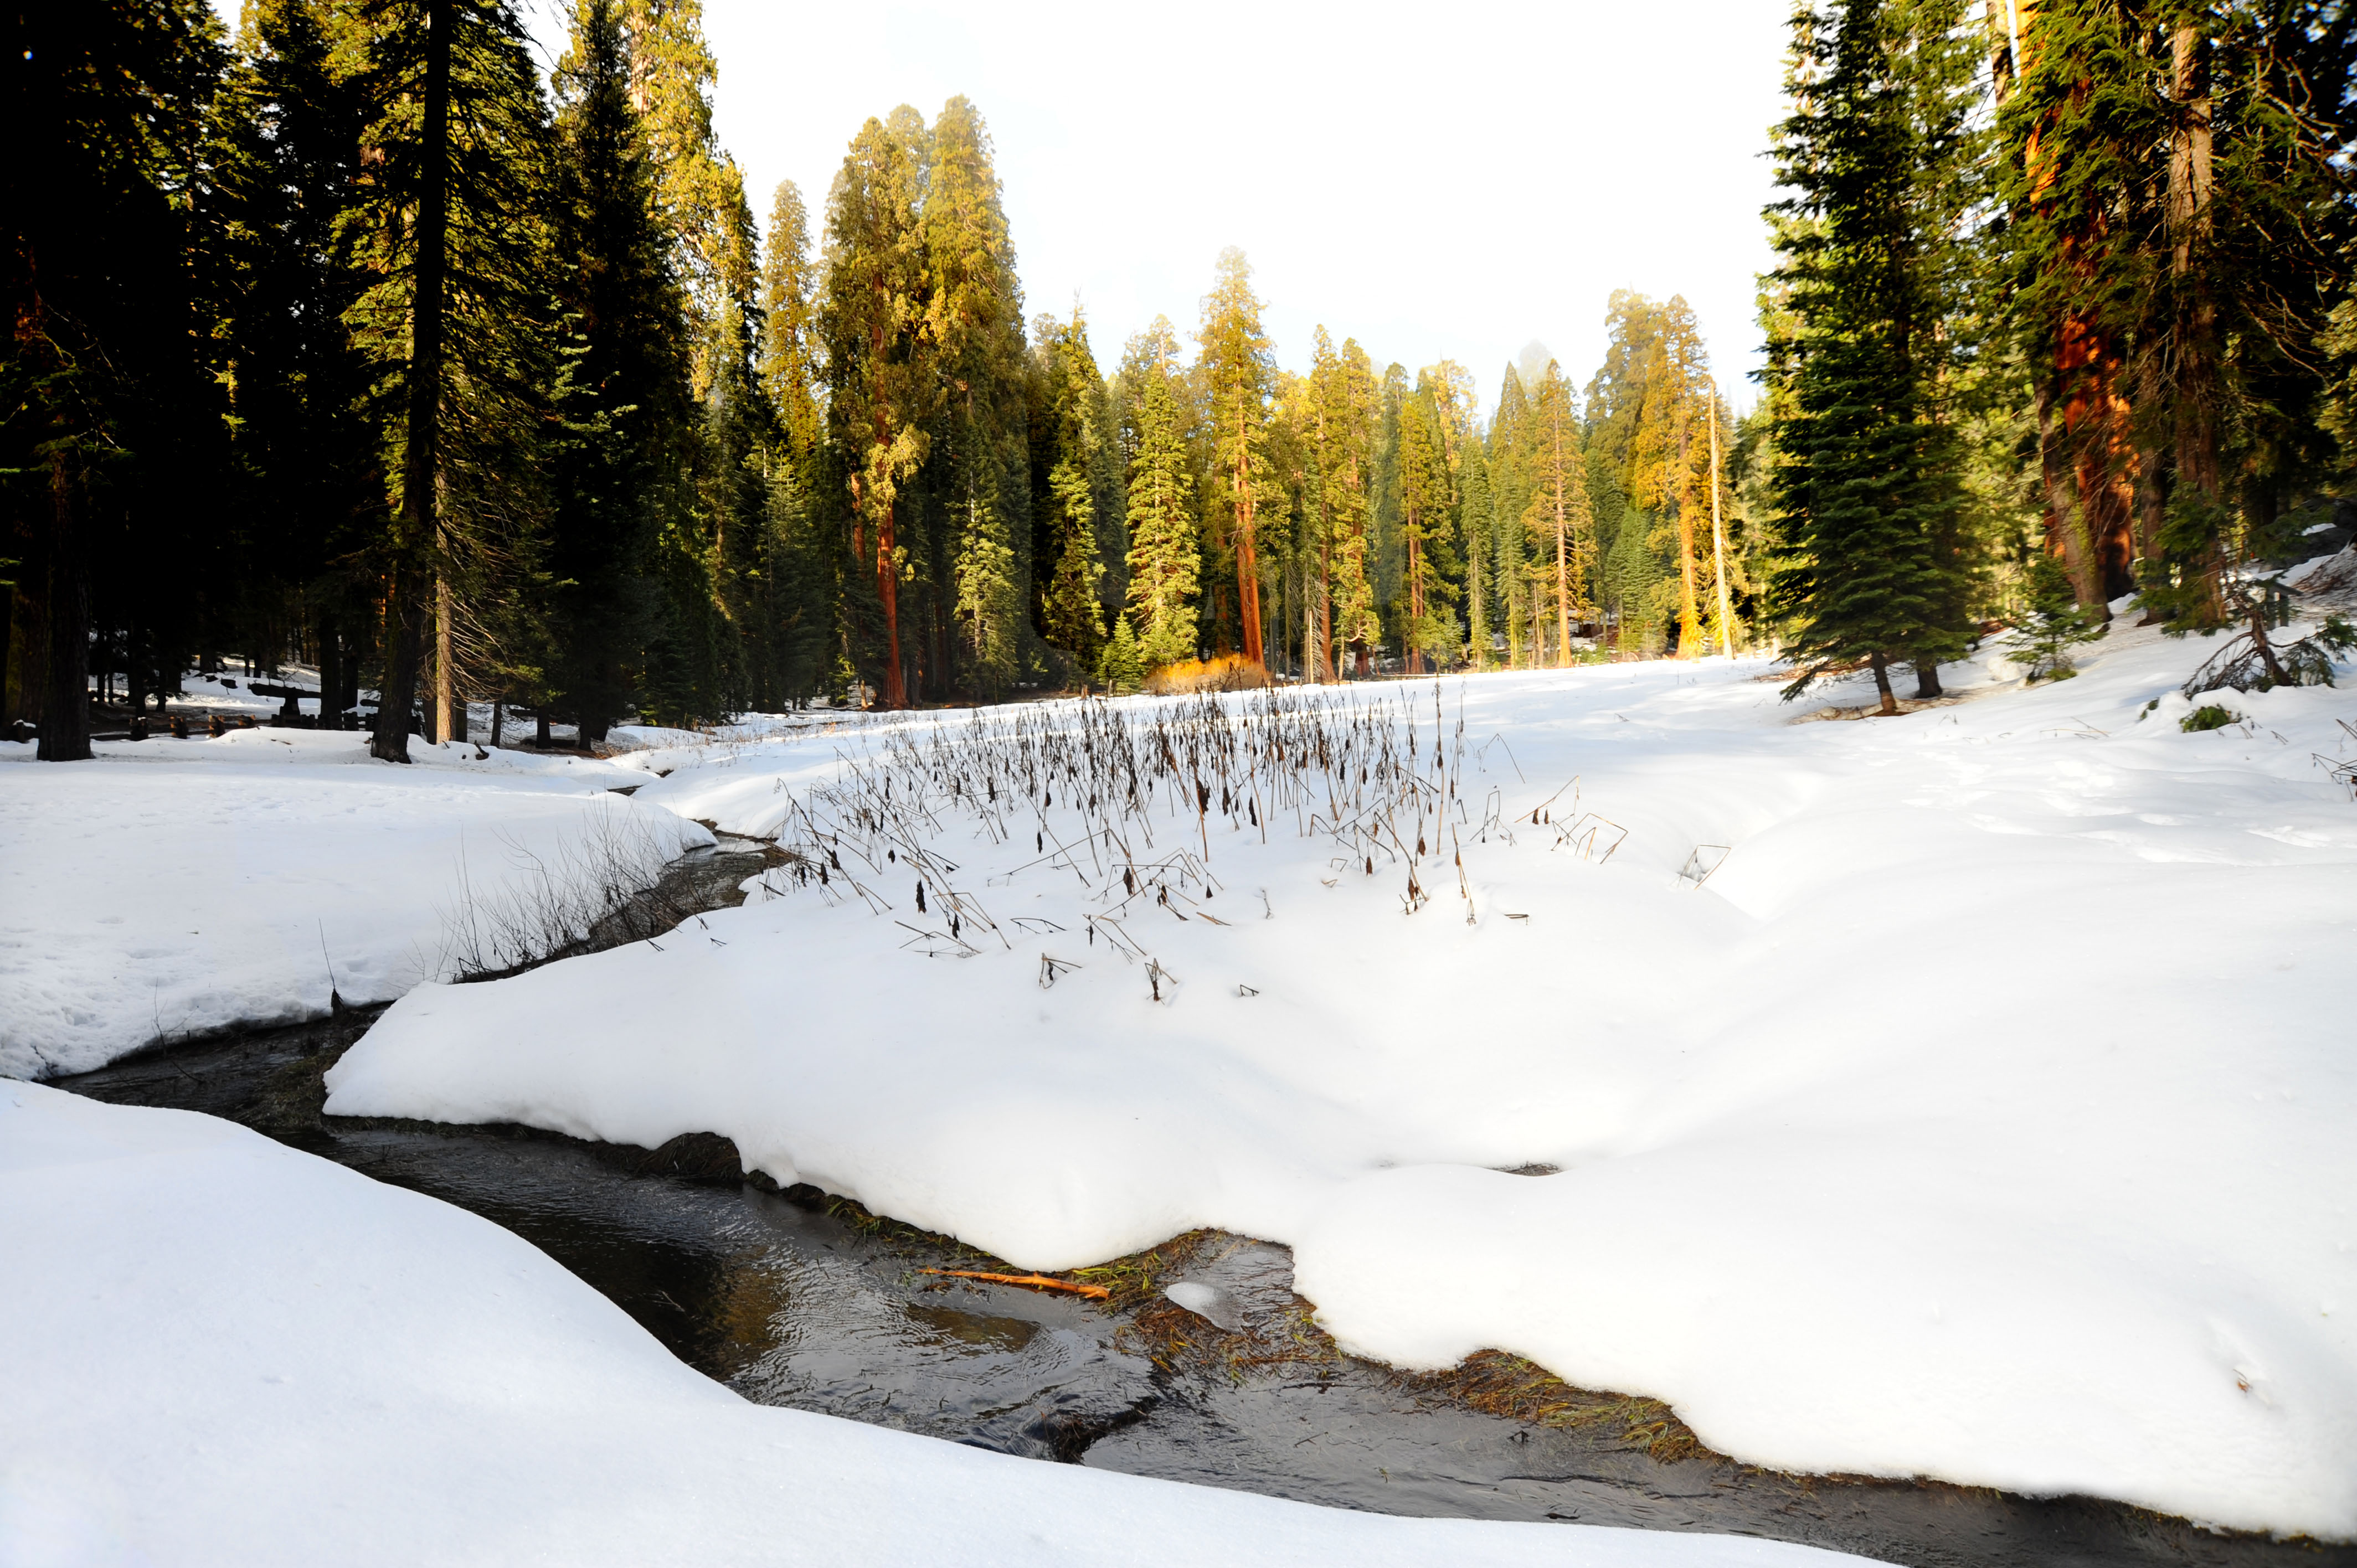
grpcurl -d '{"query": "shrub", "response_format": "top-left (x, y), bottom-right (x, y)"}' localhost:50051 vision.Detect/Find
top-left (1143, 653), bottom-right (1270, 695)
top-left (2181, 703), bottom-right (2237, 733)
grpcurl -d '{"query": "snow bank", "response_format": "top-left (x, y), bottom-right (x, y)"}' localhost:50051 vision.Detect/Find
top-left (0, 729), bottom-right (708, 1077)
top-left (324, 622), bottom-right (2357, 1539)
top-left (0, 1082), bottom-right (1873, 1567)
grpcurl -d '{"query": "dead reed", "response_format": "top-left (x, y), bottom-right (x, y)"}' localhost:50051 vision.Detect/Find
top-left (743, 682), bottom-right (1628, 994)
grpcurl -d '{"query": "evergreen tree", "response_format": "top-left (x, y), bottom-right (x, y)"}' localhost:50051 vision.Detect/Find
top-left (1521, 360), bottom-right (1595, 666)
top-left (338, 0), bottom-right (555, 753)
top-left (546, 0), bottom-right (683, 739)
top-left (819, 111), bottom-right (936, 709)
top-left (211, 0), bottom-right (382, 727)
top-left (923, 96), bottom-right (1030, 699)
top-left (1763, 0), bottom-right (1979, 715)
top-left (1095, 613), bottom-right (1146, 693)
top-left (1032, 309), bottom-right (1113, 669)
top-left (3, 0), bottom-right (228, 758)
top-left (1123, 338), bottom-right (1201, 667)
top-left (752, 177), bottom-right (835, 705)
top-left (1307, 328), bottom-right (1380, 678)
top-left (1486, 364), bottom-right (1533, 664)
top-left (2008, 553), bottom-right (2102, 682)
top-left (1397, 384), bottom-right (1460, 672)
top-left (1196, 248), bottom-right (1280, 665)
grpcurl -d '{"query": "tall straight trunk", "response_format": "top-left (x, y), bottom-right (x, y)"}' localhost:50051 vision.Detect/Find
top-left (1710, 396), bottom-right (1733, 657)
top-left (434, 569), bottom-right (456, 741)
top-left (374, 0), bottom-right (449, 764)
top-left (1404, 517), bottom-right (1423, 677)
top-left (876, 497), bottom-right (905, 708)
top-left (2032, 375), bottom-right (2098, 607)
top-left (2168, 20), bottom-right (2221, 620)
top-left (318, 612), bottom-right (342, 729)
top-left (39, 450), bottom-right (91, 760)
top-left (1318, 535), bottom-right (1334, 682)
top-left (1550, 513), bottom-right (1567, 664)
top-left (1870, 651), bottom-right (1897, 716)
top-left (1675, 414), bottom-right (1700, 657)
top-left (1466, 515), bottom-right (1483, 669)
top-left (1233, 425), bottom-right (1262, 666)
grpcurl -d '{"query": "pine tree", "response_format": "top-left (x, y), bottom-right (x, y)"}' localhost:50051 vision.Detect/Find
top-left (1486, 364), bottom-right (1532, 664)
top-left (1764, 0), bottom-right (1979, 715)
top-left (2008, 552), bottom-right (2102, 682)
top-left (923, 96), bottom-right (1029, 698)
top-left (819, 111), bottom-right (936, 709)
top-left (1095, 613), bottom-right (1145, 694)
top-left (1196, 248), bottom-right (1280, 666)
top-left (1397, 384), bottom-right (1460, 672)
top-left (1033, 309), bottom-right (1111, 669)
top-left (4, 0), bottom-right (228, 758)
top-left (212, 0), bottom-right (382, 728)
top-left (1521, 360), bottom-right (1594, 666)
top-left (1123, 338), bottom-right (1200, 667)
top-left (1307, 328), bottom-right (1380, 679)
top-left (546, 0), bottom-right (683, 738)
top-left (341, 0), bottom-right (554, 755)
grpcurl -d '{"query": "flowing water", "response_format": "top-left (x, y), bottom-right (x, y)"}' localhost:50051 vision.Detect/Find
top-left (52, 841), bottom-right (2350, 1568)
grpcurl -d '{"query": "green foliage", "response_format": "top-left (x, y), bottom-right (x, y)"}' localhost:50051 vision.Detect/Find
top-left (2181, 703), bottom-right (2236, 733)
top-left (1095, 615), bottom-right (1145, 694)
top-left (1764, 0), bottom-right (1982, 703)
top-left (2008, 554), bottom-right (2103, 681)
top-left (1122, 344), bottom-right (1200, 668)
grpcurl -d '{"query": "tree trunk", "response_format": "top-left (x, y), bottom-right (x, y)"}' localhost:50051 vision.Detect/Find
top-left (1912, 658), bottom-right (1942, 699)
top-left (38, 450), bottom-right (91, 760)
top-left (1870, 651), bottom-right (1897, 717)
top-left (1710, 394), bottom-right (1733, 657)
top-left (2032, 376), bottom-right (2099, 609)
top-left (434, 568), bottom-right (457, 742)
top-left (373, 0), bottom-right (449, 764)
top-left (2168, 20), bottom-right (2221, 621)
top-left (1234, 432), bottom-right (1263, 667)
top-left (318, 613), bottom-right (342, 729)
top-left (877, 496), bottom-right (906, 708)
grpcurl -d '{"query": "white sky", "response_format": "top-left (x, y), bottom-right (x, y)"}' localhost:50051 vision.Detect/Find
top-left (223, 0), bottom-right (1794, 420)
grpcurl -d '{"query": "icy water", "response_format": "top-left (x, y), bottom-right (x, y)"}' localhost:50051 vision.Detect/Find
top-left (54, 844), bottom-right (2351, 1568)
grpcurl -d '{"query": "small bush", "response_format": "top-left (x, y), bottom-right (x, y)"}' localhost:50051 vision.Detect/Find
top-left (1143, 653), bottom-right (1270, 695)
top-left (2181, 703), bottom-right (2237, 733)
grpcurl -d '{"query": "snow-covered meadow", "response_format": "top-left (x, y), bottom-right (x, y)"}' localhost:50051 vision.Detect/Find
top-left (323, 617), bottom-right (2357, 1539)
top-left (0, 1079), bottom-right (1878, 1567)
top-left (0, 728), bottom-right (707, 1078)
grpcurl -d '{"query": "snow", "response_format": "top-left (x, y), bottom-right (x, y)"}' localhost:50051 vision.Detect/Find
top-left (0, 1080), bottom-right (1876, 1568)
top-left (0, 728), bottom-right (709, 1078)
top-left (323, 616), bottom-right (2357, 1540)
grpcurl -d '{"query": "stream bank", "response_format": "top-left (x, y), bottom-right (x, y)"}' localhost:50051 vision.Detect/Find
top-left (50, 840), bottom-right (2351, 1568)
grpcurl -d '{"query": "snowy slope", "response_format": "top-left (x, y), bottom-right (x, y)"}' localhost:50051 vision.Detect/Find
top-left (0, 729), bottom-right (707, 1077)
top-left (325, 620), bottom-right (2357, 1538)
top-left (0, 1081), bottom-right (1878, 1568)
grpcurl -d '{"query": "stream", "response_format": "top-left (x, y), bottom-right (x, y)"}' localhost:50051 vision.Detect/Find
top-left (53, 838), bottom-right (2351, 1568)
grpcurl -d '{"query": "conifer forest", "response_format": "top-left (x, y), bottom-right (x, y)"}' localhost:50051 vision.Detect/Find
top-left (7, 4), bottom-right (2357, 1562)
top-left (11, 0), bottom-right (2348, 755)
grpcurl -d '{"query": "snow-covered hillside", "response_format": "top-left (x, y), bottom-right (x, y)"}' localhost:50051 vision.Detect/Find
top-left (0, 1080), bottom-right (1879, 1568)
top-left (325, 621), bottom-right (2357, 1538)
